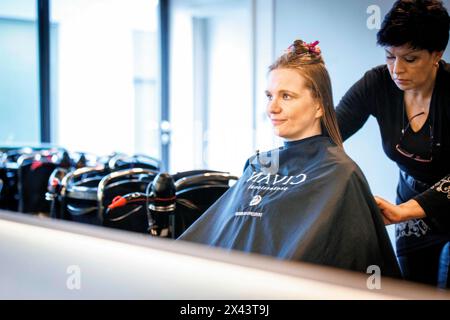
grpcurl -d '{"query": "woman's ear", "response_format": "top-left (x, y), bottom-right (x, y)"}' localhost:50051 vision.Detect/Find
top-left (315, 102), bottom-right (324, 119)
top-left (433, 51), bottom-right (444, 65)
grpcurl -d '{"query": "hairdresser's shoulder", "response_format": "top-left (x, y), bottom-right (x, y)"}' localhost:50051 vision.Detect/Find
top-left (359, 64), bottom-right (390, 83)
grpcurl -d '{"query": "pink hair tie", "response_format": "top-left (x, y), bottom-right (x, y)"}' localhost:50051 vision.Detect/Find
top-left (284, 40), bottom-right (321, 56)
top-left (306, 40), bottom-right (321, 54)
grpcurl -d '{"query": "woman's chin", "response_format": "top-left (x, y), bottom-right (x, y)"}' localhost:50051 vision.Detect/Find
top-left (272, 129), bottom-right (284, 139)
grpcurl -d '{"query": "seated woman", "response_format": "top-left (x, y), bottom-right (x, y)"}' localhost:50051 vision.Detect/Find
top-left (178, 39), bottom-right (401, 277)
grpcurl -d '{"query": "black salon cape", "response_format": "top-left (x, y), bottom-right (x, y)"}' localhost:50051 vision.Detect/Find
top-left (179, 135), bottom-right (401, 277)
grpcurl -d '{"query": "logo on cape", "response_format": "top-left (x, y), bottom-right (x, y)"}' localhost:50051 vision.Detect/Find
top-left (249, 195), bottom-right (262, 206)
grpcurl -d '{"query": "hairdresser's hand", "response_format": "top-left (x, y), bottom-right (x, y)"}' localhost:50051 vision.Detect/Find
top-left (374, 196), bottom-right (426, 225)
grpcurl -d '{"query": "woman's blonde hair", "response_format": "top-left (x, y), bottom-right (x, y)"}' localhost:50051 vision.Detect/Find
top-left (268, 40), bottom-right (343, 148)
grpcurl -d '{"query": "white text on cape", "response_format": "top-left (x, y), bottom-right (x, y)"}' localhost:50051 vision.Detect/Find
top-left (246, 172), bottom-right (307, 186)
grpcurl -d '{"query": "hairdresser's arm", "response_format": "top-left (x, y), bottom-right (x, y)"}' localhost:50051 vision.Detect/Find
top-left (335, 69), bottom-right (379, 141)
top-left (375, 176), bottom-right (450, 231)
top-left (374, 196), bottom-right (426, 225)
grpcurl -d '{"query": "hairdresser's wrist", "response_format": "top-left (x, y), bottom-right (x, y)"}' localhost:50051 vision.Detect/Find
top-left (398, 199), bottom-right (426, 221)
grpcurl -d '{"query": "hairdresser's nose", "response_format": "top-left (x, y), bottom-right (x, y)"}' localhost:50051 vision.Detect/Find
top-left (392, 58), bottom-right (406, 77)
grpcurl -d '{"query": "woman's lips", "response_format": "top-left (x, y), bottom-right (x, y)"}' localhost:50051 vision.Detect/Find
top-left (395, 79), bottom-right (410, 85)
top-left (271, 119), bottom-right (287, 126)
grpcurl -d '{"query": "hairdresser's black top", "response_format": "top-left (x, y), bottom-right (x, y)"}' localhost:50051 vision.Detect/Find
top-left (336, 61), bottom-right (450, 248)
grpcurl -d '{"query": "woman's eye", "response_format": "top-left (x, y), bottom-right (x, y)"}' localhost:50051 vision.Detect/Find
top-left (405, 57), bottom-right (416, 63)
top-left (386, 56), bottom-right (395, 61)
top-left (282, 94), bottom-right (290, 100)
top-left (266, 94), bottom-right (273, 101)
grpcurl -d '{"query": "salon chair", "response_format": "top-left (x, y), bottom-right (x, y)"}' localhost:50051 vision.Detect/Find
top-left (0, 148), bottom-right (28, 211)
top-left (58, 166), bottom-right (111, 225)
top-left (54, 154), bottom-right (161, 226)
top-left (99, 168), bottom-right (158, 233)
top-left (0, 169), bottom-right (8, 209)
top-left (106, 170), bottom-right (238, 238)
top-left (2, 148), bottom-right (67, 214)
top-left (171, 171), bottom-right (238, 238)
top-left (17, 152), bottom-right (59, 213)
top-left (108, 154), bottom-right (161, 171)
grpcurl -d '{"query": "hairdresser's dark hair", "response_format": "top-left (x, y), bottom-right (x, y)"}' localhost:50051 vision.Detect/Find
top-left (377, 0), bottom-right (450, 52)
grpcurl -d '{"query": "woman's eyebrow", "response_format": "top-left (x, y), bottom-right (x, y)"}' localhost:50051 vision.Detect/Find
top-left (279, 89), bottom-right (299, 95)
top-left (385, 48), bottom-right (420, 56)
top-left (265, 89), bottom-right (299, 96)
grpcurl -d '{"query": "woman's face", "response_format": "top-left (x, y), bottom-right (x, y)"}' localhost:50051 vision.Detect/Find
top-left (385, 44), bottom-right (443, 91)
top-left (266, 68), bottom-right (322, 141)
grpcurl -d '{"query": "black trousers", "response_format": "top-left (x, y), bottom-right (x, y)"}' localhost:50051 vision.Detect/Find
top-left (396, 170), bottom-right (449, 288)
top-left (397, 241), bottom-right (448, 287)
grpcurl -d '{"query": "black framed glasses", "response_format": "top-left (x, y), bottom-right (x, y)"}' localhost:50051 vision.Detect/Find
top-left (395, 111), bottom-right (433, 163)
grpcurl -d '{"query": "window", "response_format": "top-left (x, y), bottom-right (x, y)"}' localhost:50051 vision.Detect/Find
top-left (0, 0), bottom-right (39, 145)
top-left (170, 0), bottom-right (254, 175)
top-left (50, 0), bottom-right (160, 158)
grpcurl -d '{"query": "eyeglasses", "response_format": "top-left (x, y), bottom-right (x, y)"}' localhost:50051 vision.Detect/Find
top-left (395, 111), bottom-right (433, 163)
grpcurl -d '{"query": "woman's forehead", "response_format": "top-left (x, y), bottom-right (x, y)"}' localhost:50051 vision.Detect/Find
top-left (267, 68), bottom-right (307, 91)
top-left (385, 45), bottom-right (426, 55)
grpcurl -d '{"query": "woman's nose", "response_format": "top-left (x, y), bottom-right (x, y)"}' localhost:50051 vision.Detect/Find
top-left (393, 58), bottom-right (405, 76)
top-left (267, 99), bottom-right (281, 114)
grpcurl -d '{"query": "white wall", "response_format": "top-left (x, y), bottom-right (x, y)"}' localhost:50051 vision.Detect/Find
top-left (169, 0), bottom-right (253, 175)
top-left (169, 1), bottom-right (195, 172)
top-left (204, 6), bottom-right (253, 175)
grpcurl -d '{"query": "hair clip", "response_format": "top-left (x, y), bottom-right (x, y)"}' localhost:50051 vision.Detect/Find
top-left (284, 40), bottom-right (321, 56)
top-left (306, 41), bottom-right (321, 54)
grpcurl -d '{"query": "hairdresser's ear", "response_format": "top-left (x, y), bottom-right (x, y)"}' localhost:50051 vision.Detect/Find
top-left (433, 50), bottom-right (444, 65)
